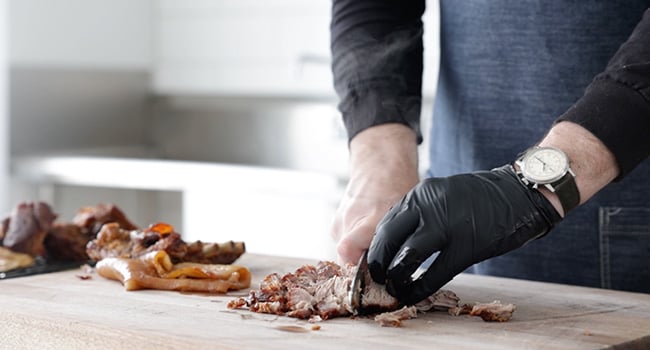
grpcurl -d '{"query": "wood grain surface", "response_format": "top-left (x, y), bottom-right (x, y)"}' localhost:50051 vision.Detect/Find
top-left (1, 253), bottom-right (649, 350)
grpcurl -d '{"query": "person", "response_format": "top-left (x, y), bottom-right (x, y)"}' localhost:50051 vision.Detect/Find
top-left (330, 1), bottom-right (650, 304)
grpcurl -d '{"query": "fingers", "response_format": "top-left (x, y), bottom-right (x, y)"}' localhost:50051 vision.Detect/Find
top-left (383, 211), bottom-right (447, 299)
top-left (367, 207), bottom-right (420, 284)
top-left (394, 250), bottom-right (457, 305)
top-left (336, 222), bottom-right (375, 265)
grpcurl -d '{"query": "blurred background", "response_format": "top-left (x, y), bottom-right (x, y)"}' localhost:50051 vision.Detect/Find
top-left (1, 0), bottom-right (439, 260)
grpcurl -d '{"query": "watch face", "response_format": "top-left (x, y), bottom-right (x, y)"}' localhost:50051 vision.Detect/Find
top-left (521, 147), bottom-right (569, 183)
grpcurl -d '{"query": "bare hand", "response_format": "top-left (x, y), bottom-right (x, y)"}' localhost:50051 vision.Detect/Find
top-left (330, 124), bottom-right (419, 264)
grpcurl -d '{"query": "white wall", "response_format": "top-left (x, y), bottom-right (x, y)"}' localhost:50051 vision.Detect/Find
top-left (10, 0), bottom-right (152, 69)
top-left (153, 0), bottom-right (439, 99)
top-left (0, 0), bottom-right (9, 214)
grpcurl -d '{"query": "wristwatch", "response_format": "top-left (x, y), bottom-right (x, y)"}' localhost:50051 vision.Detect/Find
top-left (514, 146), bottom-right (580, 214)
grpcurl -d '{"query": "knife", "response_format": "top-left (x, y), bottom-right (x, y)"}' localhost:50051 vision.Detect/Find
top-left (0, 259), bottom-right (83, 280)
top-left (349, 250), bottom-right (440, 313)
top-left (348, 250), bottom-right (369, 315)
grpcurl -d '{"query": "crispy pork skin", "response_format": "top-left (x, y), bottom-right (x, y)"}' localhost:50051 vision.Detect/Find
top-left (96, 250), bottom-right (251, 293)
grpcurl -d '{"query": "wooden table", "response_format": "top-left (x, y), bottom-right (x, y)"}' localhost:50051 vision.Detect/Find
top-left (1, 254), bottom-right (649, 350)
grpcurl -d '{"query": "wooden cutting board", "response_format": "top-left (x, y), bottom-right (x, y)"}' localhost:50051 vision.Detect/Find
top-left (0, 253), bottom-right (649, 350)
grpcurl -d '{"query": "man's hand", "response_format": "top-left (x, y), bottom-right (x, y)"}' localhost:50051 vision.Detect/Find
top-left (331, 124), bottom-right (419, 265)
top-left (367, 165), bottom-right (562, 305)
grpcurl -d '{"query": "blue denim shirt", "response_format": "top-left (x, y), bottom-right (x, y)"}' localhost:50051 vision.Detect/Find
top-left (429, 1), bottom-right (650, 292)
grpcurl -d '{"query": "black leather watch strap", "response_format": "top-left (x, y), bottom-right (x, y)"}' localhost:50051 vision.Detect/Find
top-left (552, 173), bottom-right (580, 214)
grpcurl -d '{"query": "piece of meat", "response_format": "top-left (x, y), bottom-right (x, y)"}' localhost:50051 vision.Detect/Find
top-left (43, 223), bottom-right (93, 262)
top-left (0, 202), bottom-right (57, 257)
top-left (415, 289), bottom-right (461, 312)
top-left (72, 203), bottom-right (138, 236)
top-left (86, 222), bottom-right (245, 265)
top-left (469, 301), bottom-right (516, 322)
top-left (374, 306), bottom-right (418, 327)
top-left (448, 304), bottom-right (474, 316)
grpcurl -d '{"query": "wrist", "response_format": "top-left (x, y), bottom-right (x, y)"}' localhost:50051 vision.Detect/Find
top-left (538, 121), bottom-right (619, 204)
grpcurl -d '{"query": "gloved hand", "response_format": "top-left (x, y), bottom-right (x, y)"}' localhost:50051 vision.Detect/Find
top-left (367, 165), bottom-right (562, 305)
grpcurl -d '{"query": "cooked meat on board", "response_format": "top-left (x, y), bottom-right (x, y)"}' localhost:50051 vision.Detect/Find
top-left (96, 250), bottom-right (251, 293)
top-left (0, 202), bottom-right (138, 264)
top-left (228, 261), bottom-right (515, 326)
top-left (0, 202), bottom-right (246, 274)
top-left (86, 222), bottom-right (245, 265)
top-left (0, 202), bottom-right (57, 257)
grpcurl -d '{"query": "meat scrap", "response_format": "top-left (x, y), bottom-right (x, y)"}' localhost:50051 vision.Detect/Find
top-left (469, 301), bottom-right (516, 322)
top-left (448, 300), bottom-right (516, 322)
top-left (374, 306), bottom-right (418, 327)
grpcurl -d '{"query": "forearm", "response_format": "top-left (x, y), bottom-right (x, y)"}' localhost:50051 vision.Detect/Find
top-left (349, 124), bottom-right (419, 195)
top-left (556, 8), bottom-right (650, 178)
top-left (537, 121), bottom-right (619, 216)
top-left (539, 9), bottom-right (650, 216)
top-left (331, 0), bottom-right (426, 143)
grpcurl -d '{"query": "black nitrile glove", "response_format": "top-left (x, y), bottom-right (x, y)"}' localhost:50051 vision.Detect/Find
top-left (367, 165), bottom-right (562, 305)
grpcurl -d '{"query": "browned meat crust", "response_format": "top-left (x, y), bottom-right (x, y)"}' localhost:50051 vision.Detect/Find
top-left (468, 301), bottom-right (516, 322)
top-left (72, 204), bottom-right (138, 236)
top-left (44, 223), bottom-right (91, 262)
top-left (86, 222), bottom-right (245, 265)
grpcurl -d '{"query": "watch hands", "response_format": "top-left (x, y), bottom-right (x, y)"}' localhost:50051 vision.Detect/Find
top-left (534, 156), bottom-right (548, 172)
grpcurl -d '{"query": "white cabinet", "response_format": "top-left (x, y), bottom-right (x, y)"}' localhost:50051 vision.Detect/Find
top-left (154, 0), bottom-right (335, 97)
top-left (153, 0), bottom-right (439, 98)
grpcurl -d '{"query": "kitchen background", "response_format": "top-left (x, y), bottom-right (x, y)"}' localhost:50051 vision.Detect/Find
top-left (1, 0), bottom-right (439, 260)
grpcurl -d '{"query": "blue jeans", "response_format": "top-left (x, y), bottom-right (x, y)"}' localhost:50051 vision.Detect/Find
top-left (428, 1), bottom-right (650, 293)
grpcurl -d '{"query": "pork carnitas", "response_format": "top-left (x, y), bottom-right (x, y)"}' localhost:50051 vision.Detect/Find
top-left (0, 202), bottom-right (246, 274)
top-left (0, 202), bottom-right (57, 257)
top-left (86, 222), bottom-right (245, 265)
top-left (228, 260), bottom-right (513, 326)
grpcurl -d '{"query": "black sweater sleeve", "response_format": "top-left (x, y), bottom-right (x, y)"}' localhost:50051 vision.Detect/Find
top-left (330, 0), bottom-right (425, 143)
top-left (557, 8), bottom-right (650, 179)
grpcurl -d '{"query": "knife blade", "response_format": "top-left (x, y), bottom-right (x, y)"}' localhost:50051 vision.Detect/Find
top-left (348, 250), bottom-right (369, 315)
